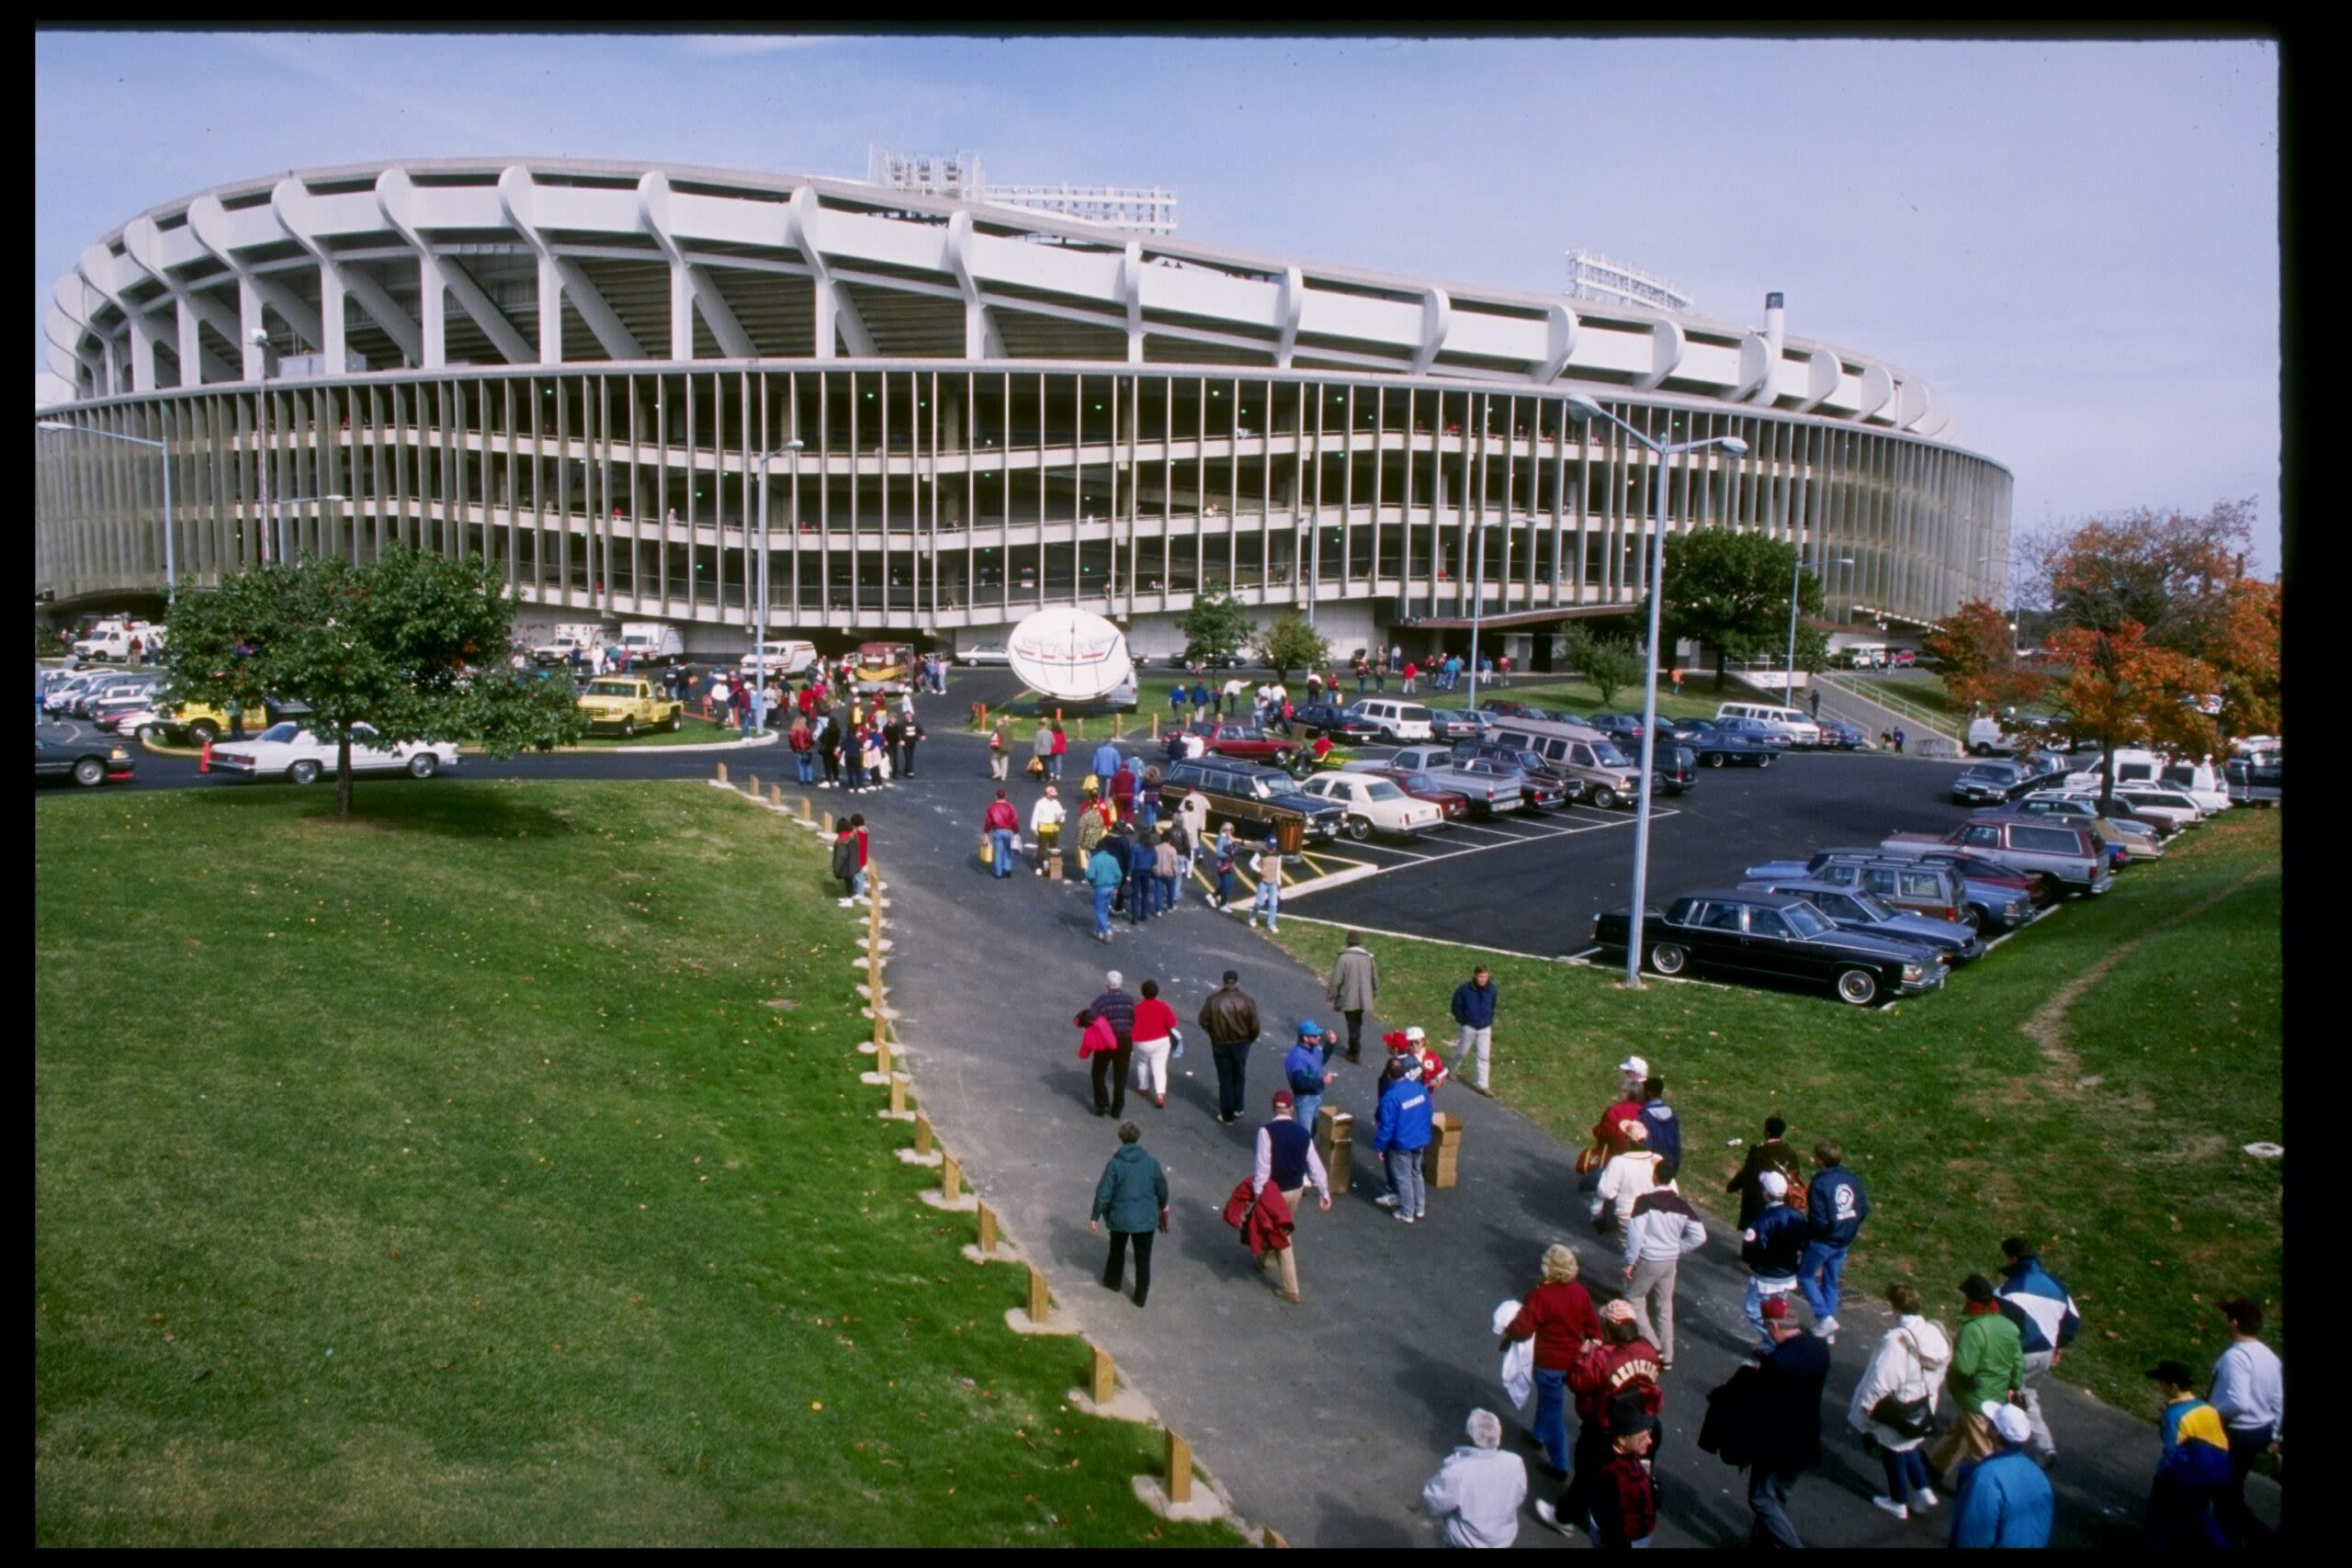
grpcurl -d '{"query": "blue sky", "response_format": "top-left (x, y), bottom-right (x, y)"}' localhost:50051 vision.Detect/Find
top-left (32, 32), bottom-right (2282, 576)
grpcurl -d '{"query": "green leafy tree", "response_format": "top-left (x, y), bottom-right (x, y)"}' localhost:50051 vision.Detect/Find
top-left (1641, 528), bottom-right (1823, 691)
top-left (1562, 626), bottom-right (1644, 708)
top-left (164, 548), bottom-right (587, 819)
top-left (1255, 611), bottom-right (1329, 685)
top-left (1176, 589), bottom-right (1252, 670)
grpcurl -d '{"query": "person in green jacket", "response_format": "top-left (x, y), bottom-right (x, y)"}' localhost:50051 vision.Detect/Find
top-left (1090, 1122), bottom-right (1170, 1306)
top-left (1931, 1273), bottom-right (2025, 1480)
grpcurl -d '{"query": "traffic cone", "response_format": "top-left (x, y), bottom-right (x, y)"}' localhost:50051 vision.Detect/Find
top-left (199, 737), bottom-right (211, 773)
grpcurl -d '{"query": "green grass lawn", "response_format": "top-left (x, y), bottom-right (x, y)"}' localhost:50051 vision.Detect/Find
top-left (1265, 809), bottom-right (2283, 1409)
top-left (35, 781), bottom-right (1239, 1547)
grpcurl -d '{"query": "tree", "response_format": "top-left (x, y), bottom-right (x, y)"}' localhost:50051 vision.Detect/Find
top-left (1923, 599), bottom-right (2049, 717)
top-left (2202, 577), bottom-right (2281, 742)
top-left (1175, 588), bottom-right (1252, 670)
top-left (1255, 611), bottom-right (1329, 685)
top-left (1563, 626), bottom-right (1644, 708)
top-left (164, 548), bottom-right (588, 819)
top-left (1645, 528), bottom-right (1823, 691)
top-left (2027, 501), bottom-right (2255, 804)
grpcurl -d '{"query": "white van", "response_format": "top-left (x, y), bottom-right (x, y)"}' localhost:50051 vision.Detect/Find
top-left (1344, 697), bottom-right (1434, 742)
top-left (532, 623), bottom-right (610, 665)
top-left (616, 623), bottom-right (685, 666)
top-left (1717, 701), bottom-right (1821, 747)
top-left (740, 639), bottom-right (819, 676)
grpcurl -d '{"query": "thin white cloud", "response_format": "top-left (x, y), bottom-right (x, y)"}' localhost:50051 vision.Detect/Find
top-left (676, 35), bottom-right (831, 58)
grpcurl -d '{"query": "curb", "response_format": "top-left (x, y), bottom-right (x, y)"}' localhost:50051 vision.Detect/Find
top-left (139, 728), bottom-right (781, 760)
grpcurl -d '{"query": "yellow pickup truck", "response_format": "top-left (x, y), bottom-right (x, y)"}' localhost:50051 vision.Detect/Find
top-left (576, 676), bottom-right (684, 738)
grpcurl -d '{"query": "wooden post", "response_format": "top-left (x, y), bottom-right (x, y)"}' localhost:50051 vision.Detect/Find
top-left (715, 761), bottom-right (729, 784)
top-left (1090, 1345), bottom-right (1115, 1404)
top-left (914, 1111), bottom-right (933, 1156)
top-left (1026, 1264), bottom-right (1051, 1323)
top-left (873, 1035), bottom-right (892, 1075)
top-left (820, 809), bottom-right (834, 834)
top-left (977, 1201), bottom-right (998, 1253)
top-left (943, 1155), bottom-right (962, 1201)
top-left (797, 795), bottom-right (812, 820)
top-left (1165, 1432), bottom-right (1193, 1505)
top-left (1150, 713), bottom-right (1161, 740)
top-left (888, 1071), bottom-right (909, 1115)
top-left (767, 783), bottom-right (782, 807)
top-left (1113, 711), bottom-right (1125, 738)
top-left (746, 773), bottom-right (759, 795)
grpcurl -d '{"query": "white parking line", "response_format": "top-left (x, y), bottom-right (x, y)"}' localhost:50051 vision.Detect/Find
top-left (1271, 910), bottom-right (1581, 965)
top-left (1283, 807), bottom-right (1681, 898)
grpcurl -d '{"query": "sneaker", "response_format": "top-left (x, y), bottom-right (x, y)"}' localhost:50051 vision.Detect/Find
top-left (1396, 1211), bottom-right (1416, 1224)
top-left (1871, 1495), bottom-right (1909, 1521)
top-left (1154, 1094), bottom-right (1166, 1109)
top-left (1818, 1315), bottom-right (1841, 1342)
top-left (1532, 1500), bottom-right (1577, 1538)
top-left (1657, 1359), bottom-right (1673, 1373)
top-left (1415, 1209), bottom-right (1428, 1220)
top-left (1911, 1488), bottom-right (1940, 1511)
top-left (1274, 1289), bottom-right (1301, 1304)
top-left (1374, 1193), bottom-right (1400, 1208)
top-left (1473, 1083), bottom-right (1496, 1098)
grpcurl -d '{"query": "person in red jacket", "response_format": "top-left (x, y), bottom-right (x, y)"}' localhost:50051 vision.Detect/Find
top-left (1505, 1244), bottom-right (1603, 1479)
top-left (1543, 1298), bottom-right (1664, 1537)
top-left (982, 789), bottom-right (1020, 880)
top-left (1592, 1055), bottom-right (1652, 1156)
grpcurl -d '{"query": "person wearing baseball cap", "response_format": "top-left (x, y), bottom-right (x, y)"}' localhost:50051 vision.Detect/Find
top-left (1250, 1089), bottom-right (1331, 1303)
top-left (1733, 1291), bottom-right (1833, 1548)
top-left (1947, 1398), bottom-right (2054, 1547)
top-left (1283, 1021), bottom-right (1337, 1134)
top-left (1738, 1168), bottom-right (1807, 1351)
top-left (1928, 1274), bottom-right (2025, 1479)
top-left (2143, 1359), bottom-right (2233, 1548)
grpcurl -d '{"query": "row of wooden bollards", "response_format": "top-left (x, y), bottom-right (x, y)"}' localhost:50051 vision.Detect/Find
top-left (707, 760), bottom-right (1235, 1531)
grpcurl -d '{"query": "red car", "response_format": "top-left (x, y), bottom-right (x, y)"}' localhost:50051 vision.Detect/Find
top-left (1360, 765), bottom-right (1470, 822)
top-left (1201, 722), bottom-right (1298, 766)
top-left (1912, 850), bottom-right (2053, 908)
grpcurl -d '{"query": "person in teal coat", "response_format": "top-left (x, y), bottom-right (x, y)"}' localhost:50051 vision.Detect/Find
top-left (1090, 1122), bottom-right (1170, 1306)
top-left (1087, 843), bottom-right (1125, 942)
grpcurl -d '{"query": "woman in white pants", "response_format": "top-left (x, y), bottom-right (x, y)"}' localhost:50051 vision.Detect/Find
top-left (1129, 977), bottom-right (1178, 1109)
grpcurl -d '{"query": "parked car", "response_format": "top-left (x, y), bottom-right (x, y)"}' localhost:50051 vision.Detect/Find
top-left (1592, 889), bottom-right (1946, 1007)
top-left (1424, 708), bottom-right (1487, 743)
top-left (1451, 740), bottom-right (1577, 811)
top-left (1714, 716), bottom-right (1796, 748)
top-left (576, 676), bottom-right (686, 738)
top-left (2109, 784), bottom-right (2207, 834)
top-left (2151, 759), bottom-right (2232, 814)
top-left (1679, 720), bottom-right (1780, 769)
top-left (34, 731), bottom-right (137, 787)
top-left (1716, 701), bottom-right (1823, 748)
top-left (1288, 702), bottom-right (1385, 742)
top-left (1657, 743), bottom-right (1697, 796)
top-left (1747, 849), bottom-right (2034, 932)
top-left (1290, 770), bottom-right (1444, 840)
top-left (1741, 878), bottom-right (1985, 963)
top-left (956, 640), bottom-right (1011, 666)
top-left (1344, 697), bottom-right (1436, 743)
top-left (1815, 718), bottom-right (1866, 750)
top-left (1951, 761), bottom-right (2026, 805)
top-left (1481, 721), bottom-right (1643, 808)
top-left (1907, 850), bottom-right (2056, 913)
top-left (1162, 757), bottom-right (1343, 842)
top-left (88, 694), bottom-right (164, 739)
top-left (1351, 764), bottom-right (1471, 822)
top-left (1883, 816), bottom-right (2114, 897)
top-left (1197, 721), bottom-right (1301, 768)
top-left (1379, 746), bottom-right (1527, 818)
top-left (209, 721), bottom-right (460, 784)
top-left (1482, 699), bottom-right (1564, 720)
top-left (740, 639), bottom-right (820, 676)
top-left (532, 623), bottom-right (610, 665)
top-left (2013, 794), bottom-right (2165, 859)
top-left (1584, 713), bottom-right (1647, 750)
top-left (616, 622), bottom-right (686, 667)
top-left (2223, 751), bottom-right (2281, 806)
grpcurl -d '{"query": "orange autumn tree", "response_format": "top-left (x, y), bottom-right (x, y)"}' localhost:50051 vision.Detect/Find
top-left (2204, 577), bottom-right (2282, 741)
top-left (2028, 500), bottom-right (2254, 806)
top-left (1922, 598), bottom-right (2048, 718)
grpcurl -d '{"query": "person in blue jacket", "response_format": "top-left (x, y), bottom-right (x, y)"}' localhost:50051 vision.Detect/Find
top-left (1798, 1139), bottom-right (1870, 1343)
top-left (1125, 826), bottom-right (1159, 924)
top-left (2143, 1359), bottom-right (2233, 1548)
top-left (1949, 1401), bottom-right (2054, 1547)
top-left (1372, 1054), bottom-right (1433, 1224)
top-left (1995, 1235), bottom-right (2081, 1465)
top-left (1636, 1075), bottom-right (1681, 1169)
top-left (1739, 1169), bottom-right (1808, 1351)
top-left (1091, 738), bottom-right (1122, 785)
top-left (1283, 1022), bottom-right (1336, 1135)
top-left (1448, 964), bottom-right (1500, 1094)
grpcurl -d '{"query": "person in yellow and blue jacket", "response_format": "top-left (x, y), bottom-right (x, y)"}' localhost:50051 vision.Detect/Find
top-left (2145, 1359), bottom-right (2233, 1548)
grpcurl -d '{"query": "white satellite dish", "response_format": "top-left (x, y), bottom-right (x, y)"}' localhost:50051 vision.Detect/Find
top-left (1006, 606), bottom-right (1135, 703)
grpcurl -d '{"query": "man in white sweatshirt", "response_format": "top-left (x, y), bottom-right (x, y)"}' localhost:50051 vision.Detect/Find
top-left (1028, 786), bottom-right (1067, 876)
top-left (1421, 1407), bottom-right (1528, 1548)
top-left (1620, 1158), bottom-right (1706, 1371)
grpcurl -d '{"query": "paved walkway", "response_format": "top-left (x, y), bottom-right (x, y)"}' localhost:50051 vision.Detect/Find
top-left (805, 705), bottom-right (2278, 1548)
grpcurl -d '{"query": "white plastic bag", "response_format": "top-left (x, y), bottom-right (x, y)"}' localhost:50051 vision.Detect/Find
top-left (1493, 1298), bottom-right (1533, 1413)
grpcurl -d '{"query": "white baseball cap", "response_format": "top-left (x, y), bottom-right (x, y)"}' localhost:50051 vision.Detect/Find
top-left (1758, 1169), bottom-right (1790, 1200)
top-left (1405, 1026), bottom-right (1426, 1043)
top-left (1105, 970), bottom-right (1123, 988)
top-left (1982, 1401), bottom-right (2033, 1445)
top-left (1618, 1055), bottom-right (1650, 1077)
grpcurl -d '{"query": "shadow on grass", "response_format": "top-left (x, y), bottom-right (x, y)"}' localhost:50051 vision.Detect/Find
top-left (178, 780), bottom-right (583, 840)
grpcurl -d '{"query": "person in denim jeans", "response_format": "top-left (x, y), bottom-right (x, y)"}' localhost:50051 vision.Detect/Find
top-left (1086, 842), bottom-right (1124, 942)
top-left (1372, 1053), bottom-right (1433, 1223)
top-left (789, 716), bottom-right (816, 784)
top-left (1798, 1140), bottom-right (1870, 1344)
top-left (1153, 828), bottom-right (1182, 916)
top-left (1125, 829), bottom-right (1159, 924)
top-left (1250, 840), bottom-right (1283, 931)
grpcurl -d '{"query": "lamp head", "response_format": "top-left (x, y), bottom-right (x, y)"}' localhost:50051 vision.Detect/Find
top-left (1563, 393), bottom-right (1605, 423)
top-left (1715, 435), bottom-right (1750, 458)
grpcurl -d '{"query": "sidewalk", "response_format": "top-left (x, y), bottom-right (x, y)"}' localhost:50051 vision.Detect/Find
top-left (813, 719), bottom-right (2279, 1548)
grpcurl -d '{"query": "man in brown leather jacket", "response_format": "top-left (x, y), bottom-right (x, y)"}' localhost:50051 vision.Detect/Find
top-left (1197, 968), bottom-right (1262, 1126)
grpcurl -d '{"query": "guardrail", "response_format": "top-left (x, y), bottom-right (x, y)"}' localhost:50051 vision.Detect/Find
top-left (1815, 672), bottom-right (1958, 739)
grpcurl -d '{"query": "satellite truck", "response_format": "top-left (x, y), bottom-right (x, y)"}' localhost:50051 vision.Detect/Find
top-left (1006, 606), bottom-right (1138, 714)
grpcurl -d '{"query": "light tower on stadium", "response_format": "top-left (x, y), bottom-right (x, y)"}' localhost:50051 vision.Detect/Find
top-left (868, 146), bottom-right (1177, 236)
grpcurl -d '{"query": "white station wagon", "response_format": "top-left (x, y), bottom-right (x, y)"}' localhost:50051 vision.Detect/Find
top-left (209, 721), bottom-right (460, 784)
top-left (1292, 770), bottom-right (1445, 840)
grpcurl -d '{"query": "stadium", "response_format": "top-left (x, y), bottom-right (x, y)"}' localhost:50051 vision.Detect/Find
top-left (36, 157), bottom-right (2011, 661)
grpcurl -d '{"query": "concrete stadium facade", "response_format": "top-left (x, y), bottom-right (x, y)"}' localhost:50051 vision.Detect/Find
top-left (37, 157), bottom-right (2011, 660)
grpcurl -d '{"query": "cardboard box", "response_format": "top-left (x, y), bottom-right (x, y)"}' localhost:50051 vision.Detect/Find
top-left (1318, 1108), bottom-right (1354, 1191)
top-left (1424, 1112), bottom-right (1463, 1188)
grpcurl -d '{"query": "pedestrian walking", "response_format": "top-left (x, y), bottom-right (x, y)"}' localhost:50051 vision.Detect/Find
top-left (1372, 1050), bottom-right (1432, 1223)
top-left (1726, 1114), bottom-right (1804, 1230)
top-left (1108, 755), bottom-right (1137, 821)
top-left (1994, 1235), bottom-right (2080, 1466)
top-left (818, 713), bottom-right (843, 787)
top-left (788, 713), bottom-right (816, 784)
top-left (1136, 764), bottom-right (1163, 834)
top-left (1401, 660), bottom-right (1418, 694)
top-left (1593, 1123), bottom-right (1658, 1235)
top-left (1504, 1244), bottom-right (1605, 1480)
top-left (1190, 679), bottom-right (1211, 717)
top-left (986, 714), bottom-right (1011, 781)
top-left (1738, 1169), bottom-right (1807, 1350)
top-left (1539, 1300), bottom-right (1664, 1540)
top-left (1719, 1296), bottom-right (1832, 1549)
top-left (2144, 1359), bottom-right (2233, 1547)
top-left (1894, 726), bottom-right (1907, 753)
top-left (1798, 1139), bottom-right (1869, 1343)
top-left (1585, 1055), bottom-right (1651, 1225)
top-left (1928, 1274), bottom-right (2024, 1480)
top-left (1622, 1158), bottom-right (1705, 1371)
top-left (1949, 1401), bottom-right (2054, 1547)
top-left (2207, 1296), bottom-right (2283, 1544)
top-left (1128, 977), bottom-right (1178, 1110)
top-left (831, 813), bottom-right (868, 902)
top-left (1848, 1280), bottom-right (1952, 1520)
top-left (1420, 1409), bottom-right (1528, 1549)
top-left (1250, 1089), bottom-right (1331, 1303)
top-left (1152, 828), bottom-right (1182, 916)
top-left (982, 789), bottom-right (1020, 879)
top-left (1031, 717), bottom-right (1054, 782)
top-left (1090, 1122), bottom-right (1169, 1308)
top-left (1449, 964), bottom-right (1498, 1095)
top-left (1124, 823), bottom-right (1158, 925)
top-left (1197, 969), bottom-right (1261, 1125)
top-left (1086, 837), bottom-right (1124, 942)
top-left (1670, 667), bottom-right (1684, 696)
top-left (1327, 931), bottom-right (1380, 1062)
top-left (1580, 1407), bottom-right (1663, 1548)
top-left (1075, 971), bottom-right (1137, 1119)
top-left (1283, 1021), bottom-right (1337, 1134)
top-left (1213, 823), bottom-right (1239, 908)
top-left (895, 709), bottom-right (922, 776)
top-left (1048, 719), bottom-right (1068, 781)
top-left (1636, 1075), bottom-right (1682, 1170)
top-left (1091, 737), bottom-right (1122, 784)
top-left (1248, 838), bottom-right (1283, 931)
top-left (1163, 816), bottom-right (1193, 907)
top-left (1169, 682), bottom-right (1188, 728)
top-left (860, 724), bottom-right (888, 791)
top-left (1029, 785), bottom-right (1065, 875)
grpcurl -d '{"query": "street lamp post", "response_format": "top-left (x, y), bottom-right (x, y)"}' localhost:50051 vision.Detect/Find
top-left (250, 330), bottom-right (278, 564)
top-left (37, 422), bottom-right (175, 603)
top-left (1565, 393), bottom-right (1749, 988)
top-left (755, 438), bottom-right (806, 732)
top-left (1782, 548), bottom-right (1855, 703)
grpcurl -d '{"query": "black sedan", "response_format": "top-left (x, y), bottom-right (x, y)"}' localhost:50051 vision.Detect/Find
top-left (1592, 888), bottom-right (1945, 1007)
top-left (1287, 702), bottom-right (1385, 742)
top-left (1677, 721), bottom-right (1780, 770)
top-left (35, 730), bottom-right (137, 787)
